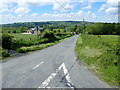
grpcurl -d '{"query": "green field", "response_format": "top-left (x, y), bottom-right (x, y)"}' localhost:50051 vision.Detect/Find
top-left (2, 27), bottom-right (27, 33)
top-left (76, 35), bottom-right (119, 86)
top-left (10, 33), bottom-right (38, 41)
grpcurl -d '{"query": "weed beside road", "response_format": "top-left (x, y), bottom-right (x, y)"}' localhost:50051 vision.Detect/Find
top-left (76, 35), bottom-right (119, 86)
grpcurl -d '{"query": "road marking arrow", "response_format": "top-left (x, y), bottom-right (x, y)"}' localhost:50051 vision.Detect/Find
top-left (38, 63), bottom-right (73, 88)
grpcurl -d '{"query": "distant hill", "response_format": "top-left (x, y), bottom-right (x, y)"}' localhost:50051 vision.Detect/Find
top-left (1, 21), bottom-right (94, 27)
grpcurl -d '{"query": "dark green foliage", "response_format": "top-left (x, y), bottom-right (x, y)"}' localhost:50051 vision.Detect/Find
top-left (76, 25), bottom-right (85, 34)
top-left (85, 23), bottom-right (120, 35)
top-left (2, 49), bottom-right (10, 57)
top-left (115, 23), bottom-right (120, 35)
top-left (8, 31), bottom-right (11, 33)
top-left (2, 34), bottom-right (14, 49)
top-left (41, 31), bottom-right (56, 42)
top-left (13, 30), bottom-right (16, 33)
top-left (0, 47), bottom-right (10, 59)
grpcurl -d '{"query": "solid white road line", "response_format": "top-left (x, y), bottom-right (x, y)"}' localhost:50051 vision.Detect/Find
top-left (33, 62), bottom-right (44, 70)
top-left (38, 63), bottom-right (73, 88)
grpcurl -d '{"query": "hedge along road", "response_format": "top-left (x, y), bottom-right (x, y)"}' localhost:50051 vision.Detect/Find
top-left (2, 35), bottom-right (110, 88)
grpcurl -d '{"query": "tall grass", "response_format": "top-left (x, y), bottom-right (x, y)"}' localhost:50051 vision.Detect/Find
top-left (76, 35), bottom-right (119, 86)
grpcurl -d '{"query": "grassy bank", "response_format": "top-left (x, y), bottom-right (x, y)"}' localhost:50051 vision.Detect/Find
top-left (16, 37), bottom-right (69, 53)
top-left (75, 35), bottom-right (119, 86)
top-left (1, 32), bottom-right (74, 59)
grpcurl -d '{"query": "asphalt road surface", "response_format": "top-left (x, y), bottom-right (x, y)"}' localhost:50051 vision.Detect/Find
top-left (2, 35), bottom-right (110, 88)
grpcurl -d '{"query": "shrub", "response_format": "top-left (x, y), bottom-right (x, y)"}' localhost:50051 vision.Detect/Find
top-left (0, 47), bottom-right (10, 59)
top-left (41, 31), bottom-right (56, 42)
top-left (13, 30), bottom-right (17, 33)
top-left (8, 31), bottom-right (11, 33)
top-left (2, 49), bottom-right (10, 57)
top-left (2, 34), bottom-right (14, 49)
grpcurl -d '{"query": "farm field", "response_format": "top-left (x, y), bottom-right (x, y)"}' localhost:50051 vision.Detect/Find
top-left (76, 35), bottom-right (119, 86)
top-left (10, 33), bottom-right (38, 41)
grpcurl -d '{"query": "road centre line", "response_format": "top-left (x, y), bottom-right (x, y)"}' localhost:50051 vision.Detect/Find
top-left (33, 62), bottom-right (44, 70)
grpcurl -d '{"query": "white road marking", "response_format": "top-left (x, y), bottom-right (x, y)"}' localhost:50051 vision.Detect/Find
top-left (33, 62), bottom-right (44, 70)
top-left (38, 63), bottom-right (73, 88)
top-left (61, 63), bottom-right (73, 87)
top-left (39, 73), bottom-right (57, 88)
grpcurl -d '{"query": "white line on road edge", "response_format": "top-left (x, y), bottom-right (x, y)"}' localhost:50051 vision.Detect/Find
top-left (38, 63), bottom-right (73, 88)
top-left (33, 62), bottom-right (44, 70)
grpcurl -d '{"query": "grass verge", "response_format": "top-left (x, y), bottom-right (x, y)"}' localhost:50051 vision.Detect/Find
top-left (75, 34), bottom-right (119, 86)
top-left (16, 39), bottom-right (64, 53)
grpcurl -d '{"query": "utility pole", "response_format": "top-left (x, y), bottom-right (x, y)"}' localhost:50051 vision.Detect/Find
top-left (36, 26), bottom-right (39, 40)
top-left (83, 18), bottom-right (85, 34)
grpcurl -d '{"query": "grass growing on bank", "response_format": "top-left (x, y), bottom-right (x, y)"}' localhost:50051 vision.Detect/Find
top-left (17, 37), bottom-right (67, 53)
top-left (1, 32), bottom-right (74, 60)
top-left (75, 35), bottom-right (119, 86)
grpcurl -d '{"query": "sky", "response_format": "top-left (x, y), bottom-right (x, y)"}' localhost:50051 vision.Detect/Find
top-left (0, 0), bottom-right (119, 24)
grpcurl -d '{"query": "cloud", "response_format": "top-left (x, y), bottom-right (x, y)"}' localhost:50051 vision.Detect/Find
top-left (1, 0), bottom-right (118, 24)
top-left (0, 0), bottom-right (75, 13)
top-left (105, 7), bottom-right (118, 14)
top-left (2, 10), bottom-right (97, 24)
top-left (30, 13), bottom-right (39, 17)
top-left (77, 10), bottom-right (83, 15)
top-left (15, 7), bottom-right (31, 16)
top-left (98, 4), bottom-right (107, 12)
top-left (0, 0), bottom-right (15, 13)
top-left (99, 0), bottom-right (119, 15)
top-left (106, 0), bottom-right (119, 7)
top-left (16, 0), bottom-right (75, 11)
top-left (53, 3), bottom-right (74, 12)
top-left (82, 5), bottom-right (92, 10)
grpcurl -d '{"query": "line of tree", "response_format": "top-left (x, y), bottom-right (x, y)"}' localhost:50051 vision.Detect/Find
top-left (84, 23), bottom-right (120, 35)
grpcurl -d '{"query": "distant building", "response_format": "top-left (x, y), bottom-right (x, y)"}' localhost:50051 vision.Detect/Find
top-left (26, 26), bottom-right (44, 34)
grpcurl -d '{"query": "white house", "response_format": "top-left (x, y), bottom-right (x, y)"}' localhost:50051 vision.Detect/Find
top-left (25, 26), bottom-right (44, 34)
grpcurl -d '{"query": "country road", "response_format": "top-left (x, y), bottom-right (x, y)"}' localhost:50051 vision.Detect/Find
top-left (2, 35), bottom-right (110, 88)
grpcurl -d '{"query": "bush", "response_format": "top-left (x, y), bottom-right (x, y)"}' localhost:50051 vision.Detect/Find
top-left (8, 31), bottom-right (11, 33)
top-left (0, 47), bottom-right (10, 59)
top-left (41, 31), bottom-right (56, 42)
top-left (2, 34), bottom-right (14, 49)
top-left (13, 30), bottom-right (17, 33)
top-left (2, 49), bottom-right (10, 57)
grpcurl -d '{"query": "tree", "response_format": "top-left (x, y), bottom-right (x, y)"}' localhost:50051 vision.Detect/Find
top-left (41, 31), bottom-right (56, 42)
top-left (76, 25), bottom-right (84, 34)
top-left (115, 23), bottom-right (120, 35)
top-left (85, 23), bottom-right (118, 35)
top-left (13, 30), bottom-right (16, 33)
top-left (2, 34), bottom-right (14, 49)
top-left (8, 31), bottom-right (11, 33)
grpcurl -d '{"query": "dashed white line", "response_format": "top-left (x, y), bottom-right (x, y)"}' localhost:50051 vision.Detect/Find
top-left (33, 62), bottom-right (44, 70)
